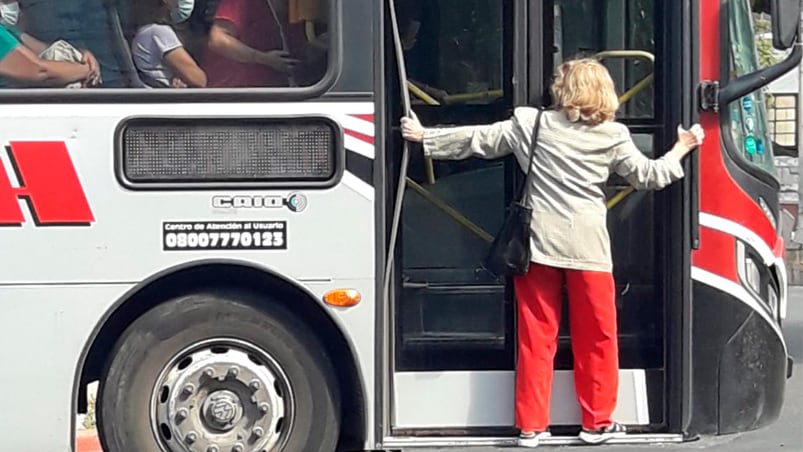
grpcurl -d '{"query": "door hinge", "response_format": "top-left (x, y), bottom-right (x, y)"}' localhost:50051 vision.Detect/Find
top-left (698, 80), bottom-right (720, 112)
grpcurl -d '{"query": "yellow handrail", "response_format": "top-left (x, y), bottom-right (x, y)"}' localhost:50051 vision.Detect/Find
top-left (408, 82), bottom-right (440, 106)
top-left (444, 89), bottom-right (504, 104)
top-left (406, 177), bottom-right (494, 243)
top-left (594, 50), bottom-right (655, 63)
top-left (618, 74), bottom-right (654, 105)
top-left (606, 187), bottom-right (635, 209)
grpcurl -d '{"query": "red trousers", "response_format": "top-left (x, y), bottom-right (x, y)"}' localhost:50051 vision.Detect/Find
top-left (513, 262), bottom-right (619, 431)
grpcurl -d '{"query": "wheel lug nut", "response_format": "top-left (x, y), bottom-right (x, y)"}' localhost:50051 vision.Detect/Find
top-left (249, 380), bottom-right (260, 391)
top-left (182, 384), bottom-right (195, 396)
top-left (203, 367), bottom-right (215, 378)
top-left (206, 446), bottom-right (219, 452)
top-left (185, 431), bottom-right (198, 444)
top-left (253, 426), bottom-right (265, 438)
top-left (259, 402), bottom-right (270, 415)
top-left (232, 444), bottom-right (244, 452)
top-left (227, 366), bottom-right (240, 378)
top-left (175, 408), bottom-right (188, 422)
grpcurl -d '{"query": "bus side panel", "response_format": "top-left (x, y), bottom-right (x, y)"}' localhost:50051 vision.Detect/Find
top-left (0, 102), bottom-right (379, 449)
top-left (0, 103), bottom-right (376, 284)
top-left (0, 284), bottom-right (131, 452)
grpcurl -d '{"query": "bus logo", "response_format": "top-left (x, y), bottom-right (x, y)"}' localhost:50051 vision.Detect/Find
top-left (212, 193), bottom-right (308, 213)
top-left (0, 141), bottom-right (94, 226)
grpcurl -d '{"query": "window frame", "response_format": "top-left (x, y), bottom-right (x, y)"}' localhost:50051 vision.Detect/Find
top-left (393, 0), bottom-right (520, 373)
top-left (0, 0), bottom-right (343, 104)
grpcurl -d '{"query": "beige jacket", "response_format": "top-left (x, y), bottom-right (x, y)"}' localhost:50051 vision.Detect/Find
top-left (422, 107), bottom-right (684, 272)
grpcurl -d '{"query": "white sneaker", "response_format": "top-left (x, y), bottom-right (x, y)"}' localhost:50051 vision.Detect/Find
top-left (517, 431), bottom-right (551, 448)
top-left (578, 422), bottom-right (628, 444)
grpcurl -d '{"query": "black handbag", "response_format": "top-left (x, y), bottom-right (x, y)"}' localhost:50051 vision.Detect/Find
top-left (483, 108), bottom-right (544, 278)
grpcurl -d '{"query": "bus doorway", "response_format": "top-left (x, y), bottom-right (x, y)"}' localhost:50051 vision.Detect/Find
top-left (385, 0), bottom-right (686, 444)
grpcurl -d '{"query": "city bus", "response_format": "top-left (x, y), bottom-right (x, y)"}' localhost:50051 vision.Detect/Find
top-left (0, 0), bottom-right (798, 451)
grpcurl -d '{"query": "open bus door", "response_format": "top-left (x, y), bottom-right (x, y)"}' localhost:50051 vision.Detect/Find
top-left (384, 0), bottom-right (689, 446)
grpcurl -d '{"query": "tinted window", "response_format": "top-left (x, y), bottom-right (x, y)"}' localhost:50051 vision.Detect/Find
top-left (394, 0), bottom-right (515, 372)
top-left (553, 0), bottom-right (655, 119)
top-left (727, 0), bottom-right (775, 173)
top-left (0, 0), bottom-right (332, 89)
top-left (399, 0), bottom-right (504, 107)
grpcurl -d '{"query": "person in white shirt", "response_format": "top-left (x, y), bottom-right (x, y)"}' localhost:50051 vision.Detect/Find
top-left (131, 0), bottom-right (206, 88)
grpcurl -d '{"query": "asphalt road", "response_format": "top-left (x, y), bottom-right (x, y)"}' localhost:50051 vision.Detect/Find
top-left (416, 287), bottom-right (803, 452)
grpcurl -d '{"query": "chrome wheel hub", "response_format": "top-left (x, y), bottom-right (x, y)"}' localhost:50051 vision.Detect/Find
top-left (202, 390), bottom-right (242, 431)
top-left (151, 339), bottom-right (294, 452)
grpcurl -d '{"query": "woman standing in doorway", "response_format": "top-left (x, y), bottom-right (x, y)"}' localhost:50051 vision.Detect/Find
top-left (400, 58), bottom-right (704, 447)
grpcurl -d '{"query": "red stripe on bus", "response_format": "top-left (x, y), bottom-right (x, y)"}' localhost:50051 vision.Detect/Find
top-left (344, 128), bottom-right (375, 145)
top-left (693, 226), bottom-right (738, 283)
top-left (351, 114), bottom-right (375, 124)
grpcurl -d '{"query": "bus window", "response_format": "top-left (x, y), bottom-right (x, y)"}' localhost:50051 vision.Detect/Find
top-left (554, 0), bottom-right (655, 120)
top-left (726, 0), bottom-right (775, 173)
top-left (0, 0), bottom-right (332, 89)
top-left (399, 0), bottom-right (504, 109)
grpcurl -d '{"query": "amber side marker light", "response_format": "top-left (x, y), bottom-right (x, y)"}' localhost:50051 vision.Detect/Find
top-left (323, 289), bottom-right (361, 307)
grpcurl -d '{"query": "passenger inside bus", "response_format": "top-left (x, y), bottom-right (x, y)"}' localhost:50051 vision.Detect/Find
top-left (175, 0), bottom-right (222, 59)
top-left (15, 0), bottom-right (130, 87)
top-left (396, 0), bottom-right (450, 103)
top-left (200, 0), bottom-right (328, 88)
top-left (0, 1), bottom-right (100, 87)
top-left (130, 0), bottom-right (207, 88)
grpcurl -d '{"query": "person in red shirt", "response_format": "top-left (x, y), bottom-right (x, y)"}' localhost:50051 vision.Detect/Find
top-left (202, 0), bottom-right (324, 88)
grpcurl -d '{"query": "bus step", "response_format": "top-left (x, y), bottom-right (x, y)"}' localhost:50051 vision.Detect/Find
top-left (382, 433), bottom-right (684, 448)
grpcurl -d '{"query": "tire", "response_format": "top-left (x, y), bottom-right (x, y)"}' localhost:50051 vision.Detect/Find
top-left (97, 292), bottom-right (341, 452)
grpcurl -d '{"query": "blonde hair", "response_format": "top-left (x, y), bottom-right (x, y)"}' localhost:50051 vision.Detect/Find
top-left (550, 58), bottom-right (619, 126)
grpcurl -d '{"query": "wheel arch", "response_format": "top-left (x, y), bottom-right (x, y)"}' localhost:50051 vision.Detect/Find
top-left (73, 259), bottom-right (367, 451)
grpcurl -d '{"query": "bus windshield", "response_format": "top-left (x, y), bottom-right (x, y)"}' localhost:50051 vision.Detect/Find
top-left (727, 0), bottom-right (775, 173)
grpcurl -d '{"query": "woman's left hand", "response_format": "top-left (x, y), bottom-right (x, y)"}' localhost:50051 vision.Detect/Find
top-left (401, 112), bottom-right (424, 143)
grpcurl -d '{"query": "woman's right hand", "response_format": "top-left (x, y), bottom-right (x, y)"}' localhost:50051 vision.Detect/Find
top-left (401, 113), bottom-right (424, 143)
top-left (668, 124), bottom-right (705, 161)
top-left (676, 124), bottom-right (705, 152)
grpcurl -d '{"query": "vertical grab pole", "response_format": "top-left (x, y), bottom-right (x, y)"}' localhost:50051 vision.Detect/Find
top-left (795, 4), bottom-right (803, 246)
top-left (383, 0), bottom-right (413, 299)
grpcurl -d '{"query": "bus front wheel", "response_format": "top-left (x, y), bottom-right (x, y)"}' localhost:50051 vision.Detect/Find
top-left (97, 292), bottom-right (341, 452)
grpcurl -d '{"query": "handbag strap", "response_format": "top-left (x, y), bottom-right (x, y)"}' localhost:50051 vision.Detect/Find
top-left (517, 108), bottom-right (544, 203)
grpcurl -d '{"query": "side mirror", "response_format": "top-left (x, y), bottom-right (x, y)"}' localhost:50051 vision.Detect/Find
top-left (771, 0), bottom-right (801, 50)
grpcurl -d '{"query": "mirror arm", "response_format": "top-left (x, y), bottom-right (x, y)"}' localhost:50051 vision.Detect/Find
top-left (719, 43), bottom-right (802, 106)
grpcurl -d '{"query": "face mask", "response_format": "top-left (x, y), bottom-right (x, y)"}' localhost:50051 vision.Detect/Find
top-left (0, 2), bottom-right (19, 27)
top-left (169, 0), bottom-right (194, 23)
